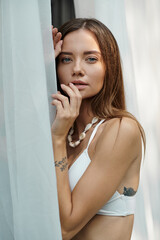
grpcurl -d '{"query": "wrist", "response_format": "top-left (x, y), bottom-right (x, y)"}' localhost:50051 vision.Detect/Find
top-left (51, 134), bottom-right (66, 145)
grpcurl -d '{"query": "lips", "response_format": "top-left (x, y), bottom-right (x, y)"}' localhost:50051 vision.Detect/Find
top-left (71, 80), bottom-right (87, 85)
top-left (71, 80), bottom-right (88, 90)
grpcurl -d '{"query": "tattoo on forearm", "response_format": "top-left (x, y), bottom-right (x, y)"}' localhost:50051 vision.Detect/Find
top-left (54, 156), bottom-right (68, 172)
top-left (123, 187), bottom-right (136, 196)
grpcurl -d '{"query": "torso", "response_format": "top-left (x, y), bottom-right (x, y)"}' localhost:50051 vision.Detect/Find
top-left (71, 214), bottom-right (134, 240)
top-left (67, 118), bottom-right (142, 240)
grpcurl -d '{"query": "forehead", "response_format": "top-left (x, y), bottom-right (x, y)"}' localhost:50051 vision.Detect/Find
top-left (62, 29), bottom-right (101, 52)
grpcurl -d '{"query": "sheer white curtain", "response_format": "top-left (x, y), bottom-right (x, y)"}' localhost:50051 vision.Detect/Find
top-left (125, 1), bottom-right (160, 239)
top-left (74, 0), bottom-right (160, 239)
top-left (0, 0), bottom-right (62, 239)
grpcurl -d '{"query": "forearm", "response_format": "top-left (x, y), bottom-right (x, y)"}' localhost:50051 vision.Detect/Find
top-left (50, 83), bottom-right (82, 238)
top-left (52, 135), bottom-right (72, 229)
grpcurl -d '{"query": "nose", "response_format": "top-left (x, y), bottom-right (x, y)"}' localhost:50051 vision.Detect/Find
top-left (72, 60), bottom-right (84, 77)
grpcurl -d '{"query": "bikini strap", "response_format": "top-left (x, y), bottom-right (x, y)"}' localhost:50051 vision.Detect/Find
top-left (86, 119), bottom-right (105, 149)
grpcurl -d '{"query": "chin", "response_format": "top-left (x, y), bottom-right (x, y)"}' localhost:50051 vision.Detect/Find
top-left (80, 91), bottom-right (100, 100)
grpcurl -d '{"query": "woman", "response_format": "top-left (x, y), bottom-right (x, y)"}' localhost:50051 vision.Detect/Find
top-left (51, 18), bottom-right (145, 240)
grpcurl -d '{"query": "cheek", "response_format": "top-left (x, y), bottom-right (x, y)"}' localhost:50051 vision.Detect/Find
top-left (57, 65), bottom-right (67, 84)
top-left (91, 66), bottom-right (105, 87)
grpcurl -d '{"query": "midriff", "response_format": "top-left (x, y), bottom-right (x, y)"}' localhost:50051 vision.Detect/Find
top-left (71, 214), bottom-right (134, 240)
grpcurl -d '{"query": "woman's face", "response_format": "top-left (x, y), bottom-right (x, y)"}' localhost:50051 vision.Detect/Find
top-left (57, 29), bottom-right (106, 99)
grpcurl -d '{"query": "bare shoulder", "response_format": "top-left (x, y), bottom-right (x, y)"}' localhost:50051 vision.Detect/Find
top-left (96, 117), bottom-right (142, 161)
top-left (102, 117), bottom-right (141, 142)
top-left (119, 117), bottom-right (141, 134)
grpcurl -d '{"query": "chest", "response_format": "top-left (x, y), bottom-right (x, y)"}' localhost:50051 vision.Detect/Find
top-left (66, 133), bottom-right (96, 169)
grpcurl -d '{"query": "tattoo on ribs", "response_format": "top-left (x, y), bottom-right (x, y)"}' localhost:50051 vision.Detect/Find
top-left (54, 156), bottom-right (68, 172)
top-left (123, 186), bottom-right (136, 196)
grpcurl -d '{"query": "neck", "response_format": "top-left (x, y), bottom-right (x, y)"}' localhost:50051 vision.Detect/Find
top-left (75, 99), bottom-right (94, 134)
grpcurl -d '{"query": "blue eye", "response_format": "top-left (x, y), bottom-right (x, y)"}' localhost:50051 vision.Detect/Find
top-left (62, 57), bottom-right (72, 63)
top-left (87, 57), bottom-right (97, 62)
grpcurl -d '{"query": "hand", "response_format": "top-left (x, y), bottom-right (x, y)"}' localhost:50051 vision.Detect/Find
top-left (52, 25), bottom-right (63, 58)
top-left (51, 83), bottom-right (82, 139)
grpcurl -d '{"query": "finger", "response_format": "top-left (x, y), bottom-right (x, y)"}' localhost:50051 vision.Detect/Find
top-left (52, 30), bottom-right (58, 43)
top-left (55, 40), bottom-right (63, 51)
top-left (52, 29), bottom-right (61, 42)
top-left (54, 40), bottom-right (63, 58)
top-left (52, 28), bottom-right (58, 45)
top-left (68, 82), bottom-right (82, 97)
top-left (60, 84), bottom-right (80, 112)
top-left (52, 93), bottom-right (69, 109)
top-left (54, 32), bottom-right (62, 46)
top-left (60, 84), bottom-right (76, 99)
top-left (68, 83), bottom-right (82, 107)
top-left (52, 27), bottom-right (58, 37)
top-left (51, 99), bottom-right (63, 113)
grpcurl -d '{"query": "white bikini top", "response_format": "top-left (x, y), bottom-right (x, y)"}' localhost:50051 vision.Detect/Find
top-left (68, 120), bottom-right (136, 216)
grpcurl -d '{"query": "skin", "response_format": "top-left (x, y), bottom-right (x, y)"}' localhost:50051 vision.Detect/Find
top-left (57, 29), bottom-right (106, 100)
top-left (51, 27), bottom-right (142, 240)
top-left (52, 26), bottom-right (63, 58)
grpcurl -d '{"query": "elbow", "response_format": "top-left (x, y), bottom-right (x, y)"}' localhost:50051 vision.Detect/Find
top-left (61, 228), bottom-right (68, 240)
top-left (61, 219), bottom-right (77, 240)
top-left (60, 212), bottom-right (78, 239)
top-left (61, 227), bottom-right (73, 240)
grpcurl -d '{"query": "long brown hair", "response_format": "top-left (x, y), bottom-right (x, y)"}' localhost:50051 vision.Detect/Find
top-left (57, 18), bottom-right (146, 151)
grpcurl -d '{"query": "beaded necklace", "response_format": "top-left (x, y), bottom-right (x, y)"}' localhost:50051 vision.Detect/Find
top-left (67, 117), bottom-right (99, 147)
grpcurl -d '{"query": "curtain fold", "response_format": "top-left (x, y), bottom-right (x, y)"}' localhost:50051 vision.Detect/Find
top-left (0, 0), bottom-right (62, 239)
top-left (125, 1), bottom-right (160, 239)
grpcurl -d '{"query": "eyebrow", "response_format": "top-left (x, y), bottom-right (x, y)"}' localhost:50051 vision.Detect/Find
top-left (60, 51), bottom-right (101, 56)
top-left (84, 51), bottom-right (101, 55)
